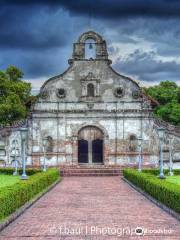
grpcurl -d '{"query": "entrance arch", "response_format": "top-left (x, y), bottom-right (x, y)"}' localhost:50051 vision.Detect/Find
top-left (78, 126), bottom-right (104, 164)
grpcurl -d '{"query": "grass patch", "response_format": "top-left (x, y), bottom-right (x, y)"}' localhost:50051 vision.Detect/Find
top-left (0, 174), bottom-right (20, 188)
top-left (166, 175), bottom-right (180, 186)
top-left (123, 168), bottom-right (180, 213)
top-left (0, 168), bottom-right (60, 221)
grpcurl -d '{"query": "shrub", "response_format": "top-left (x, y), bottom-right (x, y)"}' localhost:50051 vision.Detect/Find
top-left (0, 168), bottom-right (41, 176)
top-left (0, 169), bottom-right (60, 221)
top-left (123, 169), bottom-right (180, 213)
top-left (142, 168), bottom-right (180, 176)
top-left (173, 169), bottom-right (180, 175)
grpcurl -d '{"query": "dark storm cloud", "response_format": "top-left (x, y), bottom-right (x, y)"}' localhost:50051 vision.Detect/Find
top-left (0, 3), bottom-right (88, 78)
top-left (2, 0), bottom-right (180, 18)
top-left (0, 0), bottom-right (180, 84)
top-left (0, 5), bottom-right (72, 50)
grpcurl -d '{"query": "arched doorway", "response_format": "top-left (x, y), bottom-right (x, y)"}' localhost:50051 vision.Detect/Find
top-left (78, 126), bottom-right (104, 164)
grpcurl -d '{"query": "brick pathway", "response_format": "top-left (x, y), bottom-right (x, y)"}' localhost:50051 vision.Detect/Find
top-left (0, 177), bottom-right (179, 239)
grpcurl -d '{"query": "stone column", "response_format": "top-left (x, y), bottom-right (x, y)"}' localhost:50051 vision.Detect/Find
top-left (103, 139), bottom-right (109, 166)
top-left (72, 136), bottom-right (78, 165)
top-left (88, 140), bottom-right (92, 164)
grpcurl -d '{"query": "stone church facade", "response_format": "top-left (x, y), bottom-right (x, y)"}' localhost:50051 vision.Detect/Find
top-left (27, 31), bottom-right (179, 167)
top-left (0, 31), bottom-right (180, 168)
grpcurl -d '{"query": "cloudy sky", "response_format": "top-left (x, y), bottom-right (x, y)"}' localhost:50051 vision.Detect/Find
top-left (1, 0), bottom-right (180, 89)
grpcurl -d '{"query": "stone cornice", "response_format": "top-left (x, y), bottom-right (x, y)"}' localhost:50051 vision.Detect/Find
top-left (32, 108), bottom-right (153, 114)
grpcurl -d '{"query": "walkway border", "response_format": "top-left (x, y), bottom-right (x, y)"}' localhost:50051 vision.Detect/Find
top-left (122, 177), bottom-right (180, 222)
top-left (0, 179), bottom-right (61, 232)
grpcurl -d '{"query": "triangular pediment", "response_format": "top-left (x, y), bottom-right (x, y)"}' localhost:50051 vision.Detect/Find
top-left (83, 72), bottom-right (97, 81)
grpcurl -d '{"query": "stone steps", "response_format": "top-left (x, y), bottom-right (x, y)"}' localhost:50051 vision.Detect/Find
top-left (60, 166), bottom-right (123, 177)
top-left (62, 173), bottom-right (122, 177)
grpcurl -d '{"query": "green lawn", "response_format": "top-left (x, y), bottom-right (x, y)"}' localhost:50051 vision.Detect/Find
top-left (0, 174), bottom-right (20, 188)
top-left (166, 175), bottom-right (180, 186)
top-left (0, 169), bottom-right (59, 221)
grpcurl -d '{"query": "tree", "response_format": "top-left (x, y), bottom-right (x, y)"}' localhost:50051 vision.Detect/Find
top-left (0, 66), bottom-right (31, 126)
top-left (6, 65), bottom-right (23, 81)
top-left (144, 81), bottom-right (180, 126)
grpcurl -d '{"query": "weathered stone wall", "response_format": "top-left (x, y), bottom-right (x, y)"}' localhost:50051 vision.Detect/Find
top-left (28, 111), bottom-right (159, 166)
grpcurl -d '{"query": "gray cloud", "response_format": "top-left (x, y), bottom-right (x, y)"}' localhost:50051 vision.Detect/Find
top-left (113, 50), bottom-right (180, 82)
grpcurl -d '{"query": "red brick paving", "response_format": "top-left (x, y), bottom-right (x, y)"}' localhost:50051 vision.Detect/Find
top-left (0, 177), bottom-right (179, 240)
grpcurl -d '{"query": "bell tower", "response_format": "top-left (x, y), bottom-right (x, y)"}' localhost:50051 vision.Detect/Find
top-left (69, 31), bottom-right (111, 63)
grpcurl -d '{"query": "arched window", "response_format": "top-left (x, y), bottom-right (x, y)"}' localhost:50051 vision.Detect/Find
top-left (46, 136), bottom-right (53, 152)
top-left (0, 140), bottom-right (6, 156)
top-left (85, 39), bottom-right (96, 59)
top-left (129, 135), bottom-right (137, 141)
top-left (87, 83), bottom-right (94, 97)
top-left (129, 134), bottom-right (137, 152)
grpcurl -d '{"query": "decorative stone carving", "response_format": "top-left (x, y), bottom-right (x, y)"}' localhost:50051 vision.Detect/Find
top-left (56, 88), bottom-right (66, 98)
top-left (132, 90), bottom-right (140, 99)
top-left (40, 90), bottom-right (48, 99)
top-left (84, 72), bottom-right (96, 81)
top-left (80, 72), bottom-right (100, 100)
top-left (87, 103), bottom-right (94, 109)
top-left (114, 87), bottom-right (124, 98)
